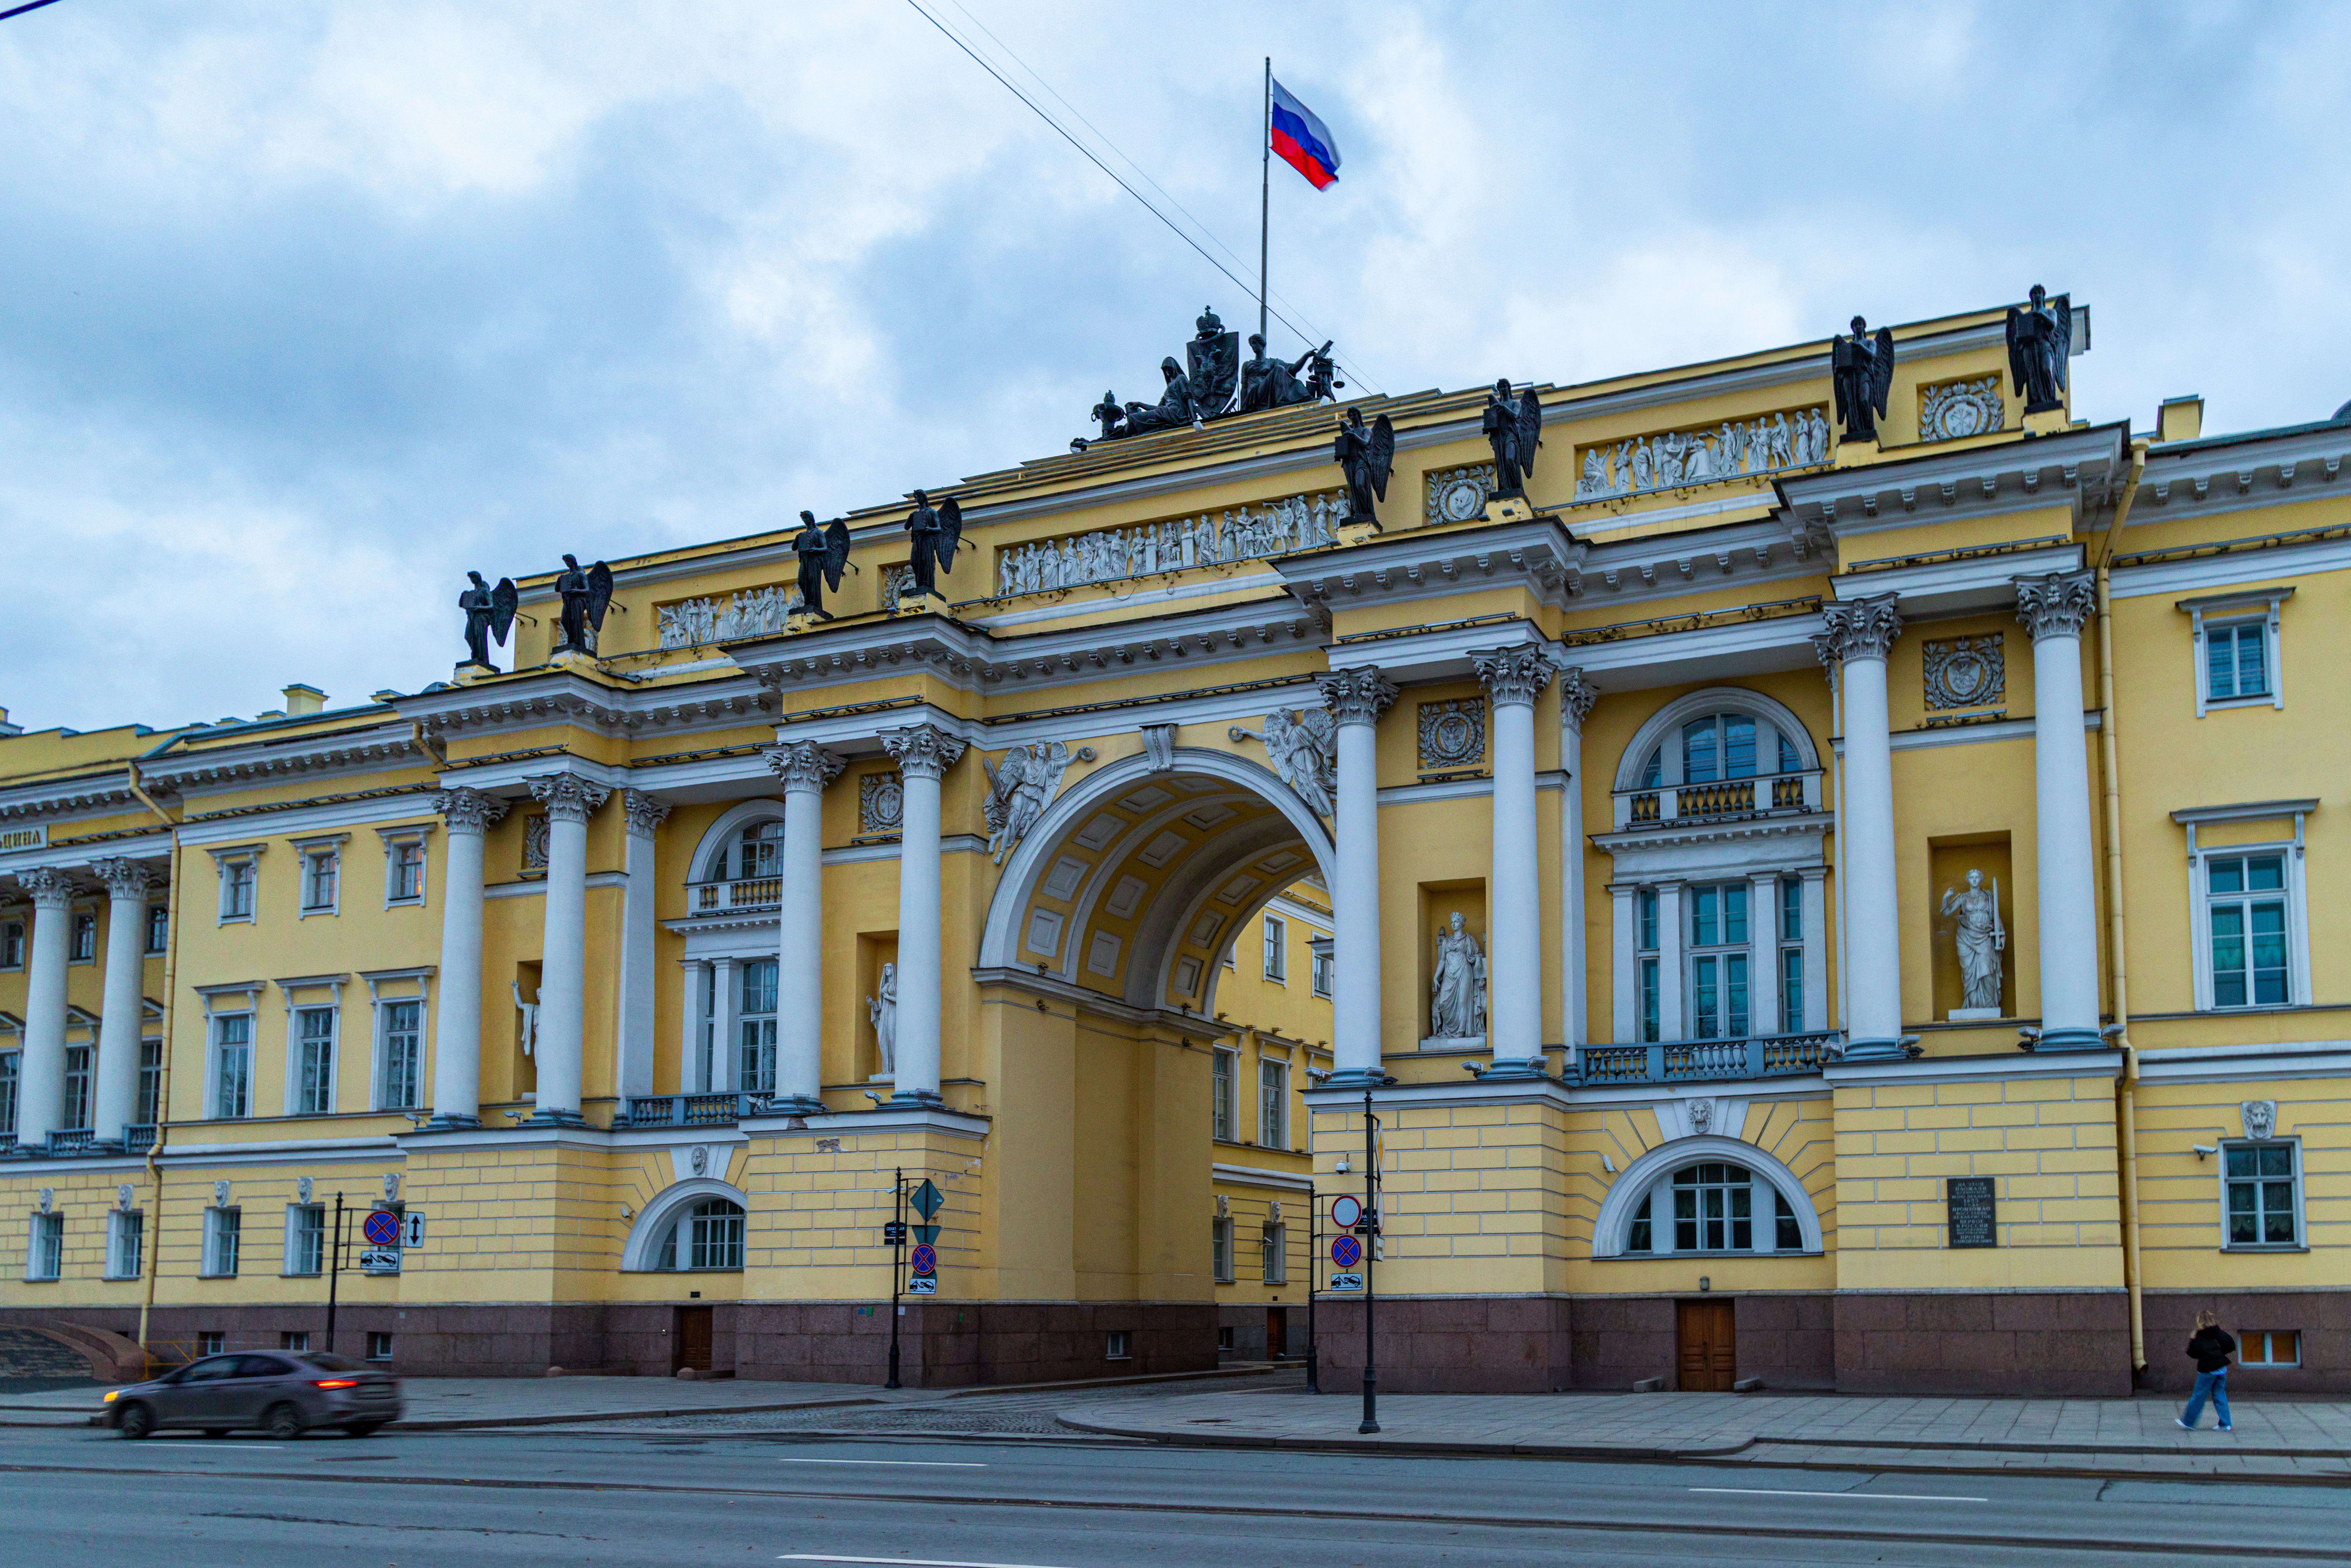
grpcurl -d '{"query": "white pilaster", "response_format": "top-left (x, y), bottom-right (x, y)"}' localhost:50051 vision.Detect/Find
top-left (879, 723), bottom-right (967, 1106)
top-left (766, 741), bottom-right (844, 1113)
top-left (14, 868), bottom-right (75, 1144)
top-left (427, 789), bottom-right (505, 1129)
top-left (1800, 868), bottom-right (1828, 1031)
top-left (528, 774), bottom-right (609, 1125)
top-left (1748, 871), bottom-right (1781, 1038)
top-left (1655, 881), bottom-right (1687, 1042)
top-left (1318, 668), bottom-right (1397, 1086)
top-left (89, 858), bottom-right (153, 1143)
top-left (616, 791), bottom-right (669, 1104)
top-left (1609, 884), bottom-right (1637, 1044)
top-left (678, 959), bottom-right (709, 1092)
top-left (1474, 647), bottom-right (1551, 1073)
top-left (2017, 571), bottom-right (2104, 1050)
top-left (1815, 595), bottom-right (1906, 1056)
top-left (1559, 670), bottom-right (1600, 1050)
top-left (709, 956), bottom-right (740, 1093)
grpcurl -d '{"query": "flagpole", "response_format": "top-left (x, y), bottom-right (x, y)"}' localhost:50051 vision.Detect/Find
top-left (1259, 56), bottom-right (1270, 346)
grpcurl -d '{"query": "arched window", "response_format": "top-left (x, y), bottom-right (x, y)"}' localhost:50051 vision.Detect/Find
top-left (654, 1198), bottom-right (745, 1271)
top-left (713, 820), bottom-right (783, 882)
top-left (1621, 1160), bottom-right (1806, 1255)
top-left (1636, 712), bottom-right (1806, 790)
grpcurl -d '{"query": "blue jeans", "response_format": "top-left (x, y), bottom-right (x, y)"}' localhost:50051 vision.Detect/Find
top-left (2182, 1368), bottom-right (2231, 1428)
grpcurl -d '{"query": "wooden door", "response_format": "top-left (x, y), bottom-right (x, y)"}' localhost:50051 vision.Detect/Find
top-left (1676, 1299), bottom-right (1735, 1391)
top-left (1266, 1307), bottom-right (1287, 1360)
top-left (676, 1306), bottom-right (714, 1372)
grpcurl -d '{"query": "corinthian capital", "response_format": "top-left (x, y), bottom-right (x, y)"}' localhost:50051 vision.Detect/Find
top-left (436, 787), bottom-right (510, 836)
top-left (1558, 665), bottom-right (1601, 732)
top-left (2014, 570), bottom-right (2097, 642)
top-left (763, 740), bottom-right (846, 795)
top-left (528, 773), bottom-right (612, 826)
top-left (1472, 646), bottom-right (1555, 708)
top-left (1812, 592), bottom-right (1903, 668)
top-left (621, 789), bottom-right (674, 837)
top-left (90, 856), bottom-right (154, 903)
top-left (878, 723), bottom-right (968, 781)
top-left (1315, 667), bottom-right (1398, 727)
top-left (16, 866), bottom-right (75, 909)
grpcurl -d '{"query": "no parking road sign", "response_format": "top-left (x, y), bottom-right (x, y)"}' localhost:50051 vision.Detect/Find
top-left (909, 1242), bottom-right (938, 1278)
top-left (362, 1210), bottom-right (401, 1248)
top-left (1330, 1235), bottom-right (1362, 1269)
top-left (1329, 1194), bottom-right (1362, 1231)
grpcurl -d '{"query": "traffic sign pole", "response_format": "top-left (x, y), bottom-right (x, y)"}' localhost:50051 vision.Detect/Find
top-left (1361, 1086), bottom-right (1380, 1436)
top-left (323, 1191), bottom-right (344, 1356)
top-left (885, 1166), bottom-right (904, 1390)
top-left (1305, 1179), bottom-right (1318, 1395)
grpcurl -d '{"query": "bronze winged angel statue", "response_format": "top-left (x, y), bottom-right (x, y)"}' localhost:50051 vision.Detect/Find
top-left (902, 489), bottom-right (963, 600)
top-left (459, 570), bottom-right (519, 669)
top-left (791, 510), bottom-right (854, 620)
top-left (554, 554), bottom-right (614, 653)
top-left (2006, 285), bottom-right (2073, 415)
top-left (1334, 406), bottom-right (1395, 529)
top-left (1832, 316), bottom-right (1896, 443)
top-left (1483, 379), bottom-right (1543, 498)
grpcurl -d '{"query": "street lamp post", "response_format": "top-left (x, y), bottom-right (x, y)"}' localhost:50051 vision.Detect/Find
top-left (1360, 1085), bottom-right (1380, 1435)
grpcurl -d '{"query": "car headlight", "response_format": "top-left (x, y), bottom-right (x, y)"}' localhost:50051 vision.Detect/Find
top-left (103, 1390), bottom-right (118, 1402)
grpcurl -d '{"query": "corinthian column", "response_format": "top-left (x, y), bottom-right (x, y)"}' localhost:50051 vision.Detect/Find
top-left (428, 788), bottom-right (507, 1129)
top-left (616, 791), bottom-right (671, 1105)
top-left (528, 774), bottom-right (610, 1125)
top-left (1559, 670), bottom-right (1600, 1052)
top-left (1814, 594), bottom-right (1908, 1060)
top-left (13, 867), bottom-right (76, 1145)
top-left (2016, 571), bottom-right (2104, 1050)
top-left (765, 741), bottom-right (844, 1113)
top-left (1317, 668), bottom-right (1397, 1086)
top-left (89, 857), bottom-right (154, 1145)
top-left (879, 723), bottom-right (966, 1107)
top-left (1473, 646), bottom-right (1553, 1075)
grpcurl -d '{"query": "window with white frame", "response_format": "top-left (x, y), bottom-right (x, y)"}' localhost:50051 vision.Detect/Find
top-left (107, 1210), bottom-right (142, 1280)
top-left (1309, 934), bottom-right (1333, 998)
top-left (2223, 1140), bottom-right (2300, 1250)
top-left (2240, 1330), bottom-right (2301, 1366)
top-left (0, 918), bottom-right (21, 968)
top-left (1211, 1216), bottom-right (1234, 1283)
top-left (1261, 1221), bottom-right (1287, 1284)
top-left (1777, 877), bottom-right (1805, 1034)
top-left (653, 1198), bottom-right (744, 1270)
top-left (299, 846), bottom-right (340, 915)
top-left (215, 850), bottom-right (260, 923)
top-left (70, 911), bottom-right (96, 963)
top-left (27, 1212), bottom-right (61, 1281)
top-left (377, 999), bottom-right (423, 1111)
top-left (1637, 888), bottom-right (1660, 1043)
top-left (0, 1050), bottom-right (17, 1135)
top-left (738, 959), bottom-right (778, 1096)
top-left (62, 1045), bottom-right (91, 1130)
top-left (197, 1331), bottom-right (224, 1356)
top-left (1637, 712), bottom-right (1806, 789)
top-left (2207, 854), bottom-right (2290, 1009)
top-left (367, 1332), bottom-right (394, 1362)
top-left (136, 1039), bottom-right (161, 1126)
top-left (382, 830), bottom-right (429, 906)
top-left (1212, 1047), bottom-right (1237, 1141)
top-left (292, 1006), bottom-right (336, 1115)
top-left (144, 905), bottom-right (168, 955)
top-left (1258, 1058), bottom-right (1288, 1148)
top-left (202, 1206), bottom-right (241, 1276)
top-left (1617, 1159), bottom-right (1809, 1257)
top-left (716, 820), bottom-right (782, 882)
top-left (2205, 618), bottom-right (2269, 702)
top-left (1687, 882), bottom-right (1750, 1040)
top-left (2183, 589), bottom-right (2288, 716)
top-left (285, 1204), bottom-right (325, 1275)
top-left (1263, 915), bottom-right (1286, 982)
top-left (211, 1013), bottom-right (253, 1119)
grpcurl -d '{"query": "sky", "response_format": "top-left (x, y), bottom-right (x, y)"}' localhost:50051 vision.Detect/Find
top-left (4, 1), bottom-right (2346, 736)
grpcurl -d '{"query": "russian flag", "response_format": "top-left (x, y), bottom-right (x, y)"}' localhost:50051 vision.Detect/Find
top-left (1269, 79), bottom-right (1340, 190)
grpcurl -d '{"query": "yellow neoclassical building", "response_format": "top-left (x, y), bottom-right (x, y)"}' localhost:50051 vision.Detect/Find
top-left (4, 293), bottom-right (2346, 1395)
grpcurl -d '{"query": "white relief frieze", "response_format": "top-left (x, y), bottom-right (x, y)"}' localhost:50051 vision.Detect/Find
top-left (657, 585), bottom-right (800, 650)
top-left (1574, 406), bottom-right (1829, 503)
top-left (995, 491), bottom-right (1341, 598)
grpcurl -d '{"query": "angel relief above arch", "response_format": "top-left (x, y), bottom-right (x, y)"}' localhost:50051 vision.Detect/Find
top-left (1228, 706), bottom-right (1336, 819)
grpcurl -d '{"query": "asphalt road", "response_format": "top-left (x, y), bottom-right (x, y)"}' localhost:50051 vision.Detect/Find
top-left (4, 1421), bottom-right (2346, 1566)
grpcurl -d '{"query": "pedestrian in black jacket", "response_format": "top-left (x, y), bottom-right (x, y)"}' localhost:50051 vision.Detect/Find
top-left (2178, 1310), bottom-right (2235, 1432)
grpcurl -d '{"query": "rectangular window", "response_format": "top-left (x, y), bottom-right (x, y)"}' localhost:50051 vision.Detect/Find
top-left (70, 911), bottom-right (97, 963)
top-left (1689, 882), bottom-right (1749, 1040)
top-left (1263, 915), bottom-right (1286, 981)
top-left (388, 839), bottom-right (427, 905)
top-left (286, 1205), bottom-right (325, 1276)
top-left (738, 959), bottom-right (778, 1096)
top-left (1639, 959), bottom-right (1660, 1044)
top-left (1258, 1059), bottom-right (1288, 1148)
top-left (2240, 1330), bottom-right (2300, 1367)
top-left (1105, 1330), bottom-right (1131, 1361)
top-left (294, 1008), bottom-right (336, 1116)
top-left (1672, 1163), bottom-right (1751, 1252)
top-left (2207, 854), bottom-right (2290, 1008)
top-left (1781, 948), bottom-right (1804, 1035)
top-left (1212, 1217), bottom-right (1234, 1283)
top-left (220, 858), bottom-right (257, 921)
top-left (377, 1000), bottom-right (422, 1111)
top-left (136, 1039), bottom-right (162, 1126)
top-left (0, 919), bottom-right (21, 968)
top-left (1637, 888), bottom-right (1660, 1044)
top-left (1310, 938), bottom-right (1333, 998)
top-left (107, 1210), bottom-right (143, 1280)
top-left (367, 1332), bottom-right (394, 1362)
top-left (2205, 618), bottom-right (2270, 701)
top-left (62, 1046), bottom-right (92, 1130)
top-left (0, 1051), bottom-right (17, 1136)
top-left (281, 1331), bottom-right (311, 1352)
top-left (689, 1204), bottom-right (744, 1270)
top-left (1262, 1223), bottom-right (1287, 1284)
top-left (212, 1014), bottom-right (253, 1119)
top-left (301, 849), bottom-right (339, 914)
top-left (204, 1208), bottom-right (242, 1277)
top-left (27, 1213), bottom-right (63, 1281)
top-left (1212, 1048), bottom-right (1236, 1141)
top-left (2224, 1141), bottom-right (2299, 1248)
top-left (198, 1331), bottom-right (225, 1357)
top-left (1779, 877), bottom-right (1802, 943)
top-left (145, 905), bottom-right (168, 955)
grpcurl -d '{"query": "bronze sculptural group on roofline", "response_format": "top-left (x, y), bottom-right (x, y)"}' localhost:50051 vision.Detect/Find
top-left (1076, 306), bottom-right (1343, 449)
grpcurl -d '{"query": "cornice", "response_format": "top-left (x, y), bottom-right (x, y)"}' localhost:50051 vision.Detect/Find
top-left (143, 724), bottom-right (427, 794)
top-left (1591, 810), bottom-right (1834, 855)
top-left (395, 668), bottom-right (775, 742)
top-left (0, 771), bottom-right (144, 823)
top-left (1275, 513), bottom-right (1586, 615)
top-left (2135, 420), bottom-right (2351, 523)
top-left (1774, 422), bottom-right (2130, 543)
top-left (971, 963), bottom-right (1227, 1042)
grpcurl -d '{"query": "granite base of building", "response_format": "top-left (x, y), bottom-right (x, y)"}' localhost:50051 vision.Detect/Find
top-left (1832, 1290), bottom-right (2132, 1396)
top-left (2139, 1290), bottom-right (2351, 1394)
top-left (1215, 1303), bottom-right (1306, 1362)
top-left (1310, 1296), bottom-right (1577, 1393)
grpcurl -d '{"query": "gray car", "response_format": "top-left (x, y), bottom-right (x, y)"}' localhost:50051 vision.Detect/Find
top-left (105, 1350), bottom-right (403, 1439)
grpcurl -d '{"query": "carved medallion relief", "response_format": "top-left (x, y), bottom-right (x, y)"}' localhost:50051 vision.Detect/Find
top-left (1922, 633), bottom-right (2006, 712)
top-left (1919, 376), bottom-right (2006, 443)
top-left (1417, 698), bottom-right (1487, 772)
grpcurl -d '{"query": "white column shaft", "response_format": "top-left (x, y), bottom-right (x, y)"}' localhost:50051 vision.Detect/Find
top-left (1561, 722), bottom-right (1588, 1047)
top-left (1748, 873), bottom-right (1781, 1038)
top-left (679, 961), bottom-right (708, 1092)
top-left (1655, 882), bottom-right (1687, 1041)
top-left (93, 887), bottom-right (149, 1140)
top-left (536, 813), bottom-right (589, 1119)
top-left (776, 779), bottom-right (826, 1107)
top-left (16, 895), bottom-right (72, 1142)
top-left (1332, 718), bottom-right (1383, 1080)
top-left (430, 826), bottom-right (488, 1125)
top-left (1840, 655), bottom-right (1902, 1042)
top-left (893, 769), bottom-right (945, 1102)
top-left (1488, 696), bottom-right (1541, 1060)
top-left (710, 957), bottom-right (740, 1093)
top-left (2032, 631), bottom-right (2101, 1035)
top-left (616, 827), bottom-right (659, 1102)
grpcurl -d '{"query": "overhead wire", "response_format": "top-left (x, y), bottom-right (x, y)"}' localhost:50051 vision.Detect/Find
top-left (902, 0), bottom-right (1383, 396)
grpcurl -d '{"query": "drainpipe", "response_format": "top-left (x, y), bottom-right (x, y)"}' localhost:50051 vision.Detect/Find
top-left (2095, 440), bottom-right (2149, 1377)
top-left (126, 759), bottom-right (181, 1367)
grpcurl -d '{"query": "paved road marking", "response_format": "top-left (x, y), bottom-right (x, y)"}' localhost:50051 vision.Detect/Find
top-left (1690, 1487), bottom-right (1989, 1503)
top-left (144, 1443), bottom-right (285, 1449)
top-left (780, 1558), bottom-right (1067, 1567)
top-left (777, 1458), bottom-right (987, 1468)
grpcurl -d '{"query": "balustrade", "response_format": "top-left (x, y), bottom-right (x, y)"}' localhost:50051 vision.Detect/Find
top-left (1573, 1030), bottom-right (1839, 1086)
top-left (1614, 769), bottom-right (1821, 830)
top-left (616, 1092), bottom-right (761, 1127)
top-left (688, 877), bottom-right (781, 915)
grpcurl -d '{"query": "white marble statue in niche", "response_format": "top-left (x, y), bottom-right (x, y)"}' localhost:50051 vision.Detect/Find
top-left (1939, 869), bottom-right (2006, 1016)
top-left (512, 979), bottom-right (539, 1057)
top-left (866, 963), bottom-right (897, 1078)
top-left (1428, 913), bottom-right (1487, 1041)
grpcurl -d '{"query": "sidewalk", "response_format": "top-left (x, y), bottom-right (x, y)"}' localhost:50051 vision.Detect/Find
top-left (1056, 1388), bottom-right (2351, 1481)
